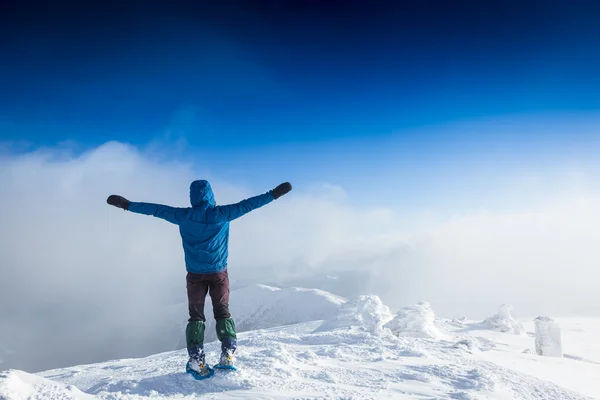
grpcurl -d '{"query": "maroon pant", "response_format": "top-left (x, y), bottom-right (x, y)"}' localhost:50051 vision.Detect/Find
top-left (186, 270), bottom-right (231, 322)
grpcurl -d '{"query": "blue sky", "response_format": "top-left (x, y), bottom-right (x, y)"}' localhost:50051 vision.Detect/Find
top-left (2, 1), bottom-right (600, 209)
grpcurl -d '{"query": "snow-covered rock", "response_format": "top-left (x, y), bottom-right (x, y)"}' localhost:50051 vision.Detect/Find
top-left (315, 294), bottom-right (393, 333)
top-left (534, 316), bottom-right (563, 357)
top-left (481, 304), bottom-right (525, 334)
top-left (384, 301), bottom-right (442, 339)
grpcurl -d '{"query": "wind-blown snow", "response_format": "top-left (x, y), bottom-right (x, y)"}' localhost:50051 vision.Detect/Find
top-left (2, 294), bottom-right (600, 399)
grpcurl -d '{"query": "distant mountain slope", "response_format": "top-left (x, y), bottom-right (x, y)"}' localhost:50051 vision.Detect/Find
top-left (180, 284), bottom-right (347, 344)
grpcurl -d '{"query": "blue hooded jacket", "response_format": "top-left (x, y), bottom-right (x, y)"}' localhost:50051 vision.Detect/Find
top-left (127, 180), bottom-right (274, 274)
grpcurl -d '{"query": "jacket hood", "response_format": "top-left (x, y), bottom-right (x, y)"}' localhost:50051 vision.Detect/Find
top-left (190, 180), bottom-right (215, 207)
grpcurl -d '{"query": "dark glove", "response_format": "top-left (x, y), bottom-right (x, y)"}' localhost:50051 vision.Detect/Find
top-left (107, 195), bottom-right (130, 210)
top-left (272, 182), bottom-right (292, 200)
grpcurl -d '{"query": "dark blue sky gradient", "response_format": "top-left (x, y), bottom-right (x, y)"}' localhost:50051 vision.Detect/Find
top-left (2, 1), bottom-right (599, 146)
top-left (1, 1), bottom-right (600, 209)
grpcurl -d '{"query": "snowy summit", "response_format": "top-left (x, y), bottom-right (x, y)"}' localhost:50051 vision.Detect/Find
top-left (2, 290), bottom-right (600, 400)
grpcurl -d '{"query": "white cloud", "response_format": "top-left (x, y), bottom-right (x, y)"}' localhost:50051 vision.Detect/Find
top-left (1, 141), bottom-right (599, 372)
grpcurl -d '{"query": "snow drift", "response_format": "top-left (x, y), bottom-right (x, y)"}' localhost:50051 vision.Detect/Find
top-left (0, 369), bottom-right (93, 400)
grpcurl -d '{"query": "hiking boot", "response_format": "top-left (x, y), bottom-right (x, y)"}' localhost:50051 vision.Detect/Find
top-left (217, 348), bottom-right (236, 368)
top-left (186, 352), bottom-right (211, 377)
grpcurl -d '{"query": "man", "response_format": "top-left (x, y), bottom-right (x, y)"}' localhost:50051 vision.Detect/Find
top-left (106, 180), bottom-right (292, 377)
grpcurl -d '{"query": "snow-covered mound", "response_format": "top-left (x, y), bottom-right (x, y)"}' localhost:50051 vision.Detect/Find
top-left (480, 304), bottom-right (525, 334)
top-left (385, 301), bottom-right (442, 339)
top-left (315, 294), bottom-right (393, 333)
top-left (0, 369), bottom-right (94, 399)
top-left (200, 284), bottom-right (346, 342)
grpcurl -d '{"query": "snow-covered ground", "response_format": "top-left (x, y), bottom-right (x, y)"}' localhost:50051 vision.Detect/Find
top-left (2, 293), bottom-right (600, 399)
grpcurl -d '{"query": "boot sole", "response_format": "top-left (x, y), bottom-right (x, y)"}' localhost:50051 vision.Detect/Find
top-left (214, 364), bottom-right (237, 371)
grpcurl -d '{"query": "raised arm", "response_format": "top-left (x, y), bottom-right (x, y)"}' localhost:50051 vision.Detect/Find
top-left (209, 182), bottom-right (292, 222)
top-left (107, 195), bottom-right (187, 225)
